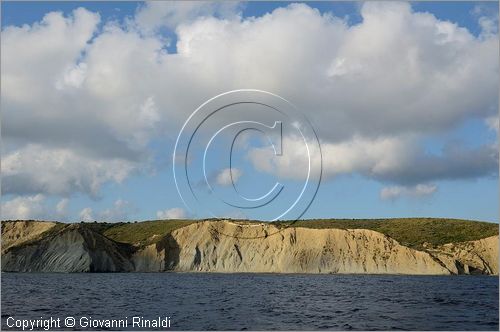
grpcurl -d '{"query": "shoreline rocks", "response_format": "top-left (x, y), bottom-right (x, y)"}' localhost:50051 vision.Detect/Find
top-left (1, 220), bottom-right (498, 275)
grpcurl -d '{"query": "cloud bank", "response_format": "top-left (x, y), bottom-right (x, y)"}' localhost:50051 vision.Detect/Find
top-left (156, 207), bottom-right (188, 219)
top-left (1, 2), bottom-right (498, 219)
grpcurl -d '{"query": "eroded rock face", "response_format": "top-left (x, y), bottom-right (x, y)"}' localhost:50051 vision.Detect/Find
top-left (2, 220), bottom-right (498, 274)
top-left (1, 221), bottom-right (57, 253)
top-left (1, 224), bottom-right (134, 272)
top-left (165, 221), bottom-right (451, 274)
top-left (132, 243), bottom-right (165, 272)
top-left (429, 236), bottom-right (498, 275)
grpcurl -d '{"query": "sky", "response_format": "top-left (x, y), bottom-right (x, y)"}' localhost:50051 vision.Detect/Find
top-left (1, 1), bottom-right (498, 223)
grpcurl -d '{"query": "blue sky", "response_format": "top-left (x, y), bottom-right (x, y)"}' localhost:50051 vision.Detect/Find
top-left (1, 1), bottom-right (498, 222)
top-left (3, 1), bottom-right (497, 34)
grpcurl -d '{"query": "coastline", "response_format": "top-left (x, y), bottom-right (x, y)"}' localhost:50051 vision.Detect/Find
top-left (2, 219), bottom-right (498, 275)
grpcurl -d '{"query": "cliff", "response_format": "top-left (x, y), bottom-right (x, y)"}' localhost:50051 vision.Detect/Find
top-left (161, 221), bottom-right (449, 274)
top-left (1, 220), bottom-right (498, 275)
top-left (1, 220), bottom-right (57, 253)
top-left (427, 236), bottom-right (498, 275)
top-left (2, 223), bottom-right (134, 272)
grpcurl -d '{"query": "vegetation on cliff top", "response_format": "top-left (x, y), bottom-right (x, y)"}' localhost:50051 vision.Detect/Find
top-left (100, 218), bottom-right (498, 249)
top-left (102, 220), bottom-right (195, 246)
top-left (279, 218), bottom-right (499, 249)
top-left (2, 218), bottom-right (498, 250)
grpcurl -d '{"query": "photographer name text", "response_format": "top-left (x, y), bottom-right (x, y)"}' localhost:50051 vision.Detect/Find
top-left (5, 316), bottom-right (172, 331)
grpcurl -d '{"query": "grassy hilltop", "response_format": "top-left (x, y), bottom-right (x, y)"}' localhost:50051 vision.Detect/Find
top-left (1, 217), bottom-right (498, 274)
top-left (2, 217), bottom-right (498, 250)
top-left (282, 218), bottom-right (499, 249)
top-left (101, 220), bottom-right (195, 246)
top-left (46, 217), bottom-right (499, 249)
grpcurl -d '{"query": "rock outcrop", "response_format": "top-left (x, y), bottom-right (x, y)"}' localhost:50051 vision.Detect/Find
top-left (1, 220), bottom-right (498, 275)
top-left (428, 236), bottom-right (498, 275)
top-left (132, 243), bottom-right (166, 272)
top-left (165, 221), bottom-right (450, 274)
top-left (2, 224), bottom-right (134, 272)
top-left (1, 220), bottom-right (57, 253)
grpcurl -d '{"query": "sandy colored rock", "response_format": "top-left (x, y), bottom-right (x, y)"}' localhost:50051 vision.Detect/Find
top-left (429, 236), bottom-right (498, 275)
top-left (132, 243), bottom-right (165, 272)
top-left (1, 220), bottom-right (56, 253)
top-left (2, 220), bottom-right (498, 274)
top-left (2, 224), bottom-right (134, 272)
top-left (166, 221), bottom-right (450, 274)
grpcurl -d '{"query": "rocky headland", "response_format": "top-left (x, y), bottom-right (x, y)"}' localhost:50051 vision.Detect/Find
top-left (1, 219), bottom-right (498, 275)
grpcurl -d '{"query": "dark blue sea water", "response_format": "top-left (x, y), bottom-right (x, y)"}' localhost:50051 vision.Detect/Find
top-left (1, 273), bottom-right (498, 331)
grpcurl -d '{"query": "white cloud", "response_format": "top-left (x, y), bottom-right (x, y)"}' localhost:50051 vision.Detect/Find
top-left (247, 135), bottom-right (498, 185)
top-left (1, 194), bottom-right (47, 220)
top-left (134, 1), bottom-right (241, 32)
top-left (1, 195), bottom-right (74, 221)
top-left (99, 199), bottom-right (136, 221)
top-left (2, 9), bottom-right (159, 198)
top-left (1, 2), bottom-right (498, 213)
top-left (478, 16), bottom-right (498, 38)
top-left (55, 62), bottom-right (87, 89)
top-left (156, 207), bottom-right (187, 219)
top-left (55, 198), bottom-right (69, 216)
top-left (380, 184), bottom-right (437, 200)
top-left (486, 116), bottom-right (499, 134)
top-left (2, 144), bottom-right (138, 197)
top-left (215, 168), bottom-right (242, 186)
top-left (1, 8), bottom-right (100, 104)
top-left (166, 1), bottom-right (497, 141)
top-left (472, 4), bottom-right (499, 39)
top-left (79, 207), bottom-right (94, 222)
top-left (78, 200), bottom-right (137, 222)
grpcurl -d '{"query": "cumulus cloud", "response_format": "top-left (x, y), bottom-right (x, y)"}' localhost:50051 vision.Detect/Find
top-left (380, 184), bottom-right (437, 200)
top-left (1, 2), bottom-right (498, 216)
top-left (134, 1), bottom-right (241, 32)
top-left (472, 4), bottom-right (499, 38)
top-left (486, 116), bottom-right (499, 134)
top-left (156, 207), bottom-right (187, 219)
top-left (215, 168), bottom-right (243, 186)
top-left (1, 8), bottom-right (150, 198)
top-left (55, 62), bottom-right (87, 89)
top-left (78, 200), bottom-right (136, 222)
top-left (163, 1), bottom-right (497, 141)
top-left (55, 198), bottom-right (69, 216)
top-left (1, 195), bottom-right (74, 220)
top-left (247, 135), bottom-right (498, 185)
top-left (99, 199), bottom-right (137, 221)
top-left (1, 194), bottom-right (47, 220)
top-left (79, 207), bottom-right (94, 222)
top-left (2, 144), bottom-right (138, 197)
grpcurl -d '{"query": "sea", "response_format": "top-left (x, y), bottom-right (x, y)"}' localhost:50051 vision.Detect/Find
top-left (1, 273), bottom-right (498, 330)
